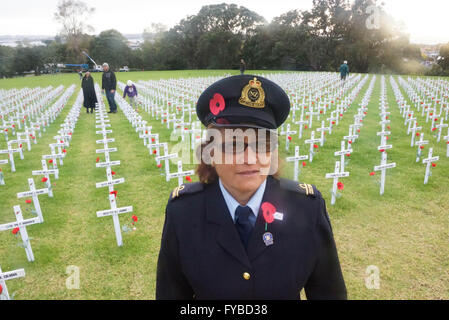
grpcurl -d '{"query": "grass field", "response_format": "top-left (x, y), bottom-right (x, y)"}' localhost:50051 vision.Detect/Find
top-left (0, 70), bottom-right (448, 300)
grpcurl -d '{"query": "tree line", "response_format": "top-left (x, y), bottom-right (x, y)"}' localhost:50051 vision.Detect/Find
top-left (1, 0), bottom-right (448, 78)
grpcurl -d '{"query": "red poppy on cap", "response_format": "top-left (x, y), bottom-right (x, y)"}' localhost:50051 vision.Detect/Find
top-left (209, 93), bottom-right (225, 116)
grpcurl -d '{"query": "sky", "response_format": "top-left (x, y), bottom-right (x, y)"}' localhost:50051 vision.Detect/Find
top-left (0, 0), bottom-right (448, 44)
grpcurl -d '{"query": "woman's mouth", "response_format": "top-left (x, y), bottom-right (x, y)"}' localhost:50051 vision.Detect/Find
top-left (236, 170), bottom-right (260, 177)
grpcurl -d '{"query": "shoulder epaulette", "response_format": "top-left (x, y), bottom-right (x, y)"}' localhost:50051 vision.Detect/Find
top-left (169, 182), bottom-right (204, 201)
top-left (279, 178), bottom-right (319, 198)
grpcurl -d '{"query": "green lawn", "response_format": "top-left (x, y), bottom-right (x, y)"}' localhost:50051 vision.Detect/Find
top-left (0, 71), bottom-right (448, 300)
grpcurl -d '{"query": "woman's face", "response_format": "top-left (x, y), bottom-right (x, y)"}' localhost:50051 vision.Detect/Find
top-left (212, 128), bottom-right (276, 195)
top-left (85, 72), bottom-right (90, 78)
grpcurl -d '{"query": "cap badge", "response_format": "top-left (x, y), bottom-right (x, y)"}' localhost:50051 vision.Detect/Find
top-left (239, 77), bottom-right (265, 109)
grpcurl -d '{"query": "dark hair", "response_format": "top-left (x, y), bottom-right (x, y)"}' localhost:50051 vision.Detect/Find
top-left (195, 127), bottom-right (281, 184)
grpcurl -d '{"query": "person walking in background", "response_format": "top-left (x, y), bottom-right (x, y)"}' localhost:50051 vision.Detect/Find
top-left (239, 59), bottom-right (246, 75)
top-left (102, 63), bottom-right (117, 113)
top-left (123, 80), bottom-right (138, 111)
top-left (81, 71), bottom-right (97, 114)
top-left (339, 60), bottom-right (349, 82)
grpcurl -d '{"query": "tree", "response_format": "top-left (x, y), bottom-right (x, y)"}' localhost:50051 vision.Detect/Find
top-left (90, 30), bottom-right (131, 70)
top-left (438, 43), bottom-right (449, 73)
top-left (54, 0), bottom-right (95, 63)
top-left (0, 46), bottom-right (16, 77)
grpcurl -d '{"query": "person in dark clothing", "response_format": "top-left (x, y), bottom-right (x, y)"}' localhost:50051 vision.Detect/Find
top-left (339, 61), bottom-right (349, 81)
top-left (239, 59), bottom-right (246, 75)
top-left (81, 72), bottom-right (98, 114)
top-left (101, 63), bottom-right (117, 113)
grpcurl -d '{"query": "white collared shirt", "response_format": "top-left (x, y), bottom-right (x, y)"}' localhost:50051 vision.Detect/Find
top-left (219, 178), bottom-right (267, 227)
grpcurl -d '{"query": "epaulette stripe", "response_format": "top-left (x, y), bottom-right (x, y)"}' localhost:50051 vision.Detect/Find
top-left (299, 183), bottom-right (314, 196)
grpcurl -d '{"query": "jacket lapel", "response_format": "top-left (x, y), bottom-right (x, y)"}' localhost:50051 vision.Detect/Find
top-left (205, 182), bottom-right (252, 269)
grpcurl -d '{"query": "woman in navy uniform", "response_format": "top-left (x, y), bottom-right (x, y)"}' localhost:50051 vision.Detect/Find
top-left (156, 75), bottom-right (347, 300)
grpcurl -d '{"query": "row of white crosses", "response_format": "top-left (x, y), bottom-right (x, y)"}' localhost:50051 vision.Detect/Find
top-left (323, 75), bottom-right (376, 204)
top-left (93, 84), bottom-right (133, 247)
top-left (0, 85), bottom-right (75, 180)
top-left (0, 90), bottom-right (83, 268)
top-left (117, 82), bottom-right (199, 185)
top-left (118, 82), bottom-right (197, 186)
top-left (373, 76), bottom-right (396, 195)
top-left (390, 76), bottom-right (442, 184)
top-left (283, 74), bottom-right (371, 181)
top-left (0, 86), bottom-right (60, 139)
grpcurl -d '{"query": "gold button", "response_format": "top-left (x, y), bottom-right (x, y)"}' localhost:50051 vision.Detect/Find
top-left (243, 272), bottom-right (251, 280)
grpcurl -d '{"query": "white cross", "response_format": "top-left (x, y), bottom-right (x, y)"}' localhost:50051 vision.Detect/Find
top-left (316, 120), bottom-right (331, 147)
top-left (167, 160), bottom-right (194, 187)
top-left (284, 124), bottom-right (297, 152)
top-left (435, 119), bottom-right (448, 142)
top-left (294, 113), bottom-right (308, 139)
top-left (138, 127), bottom-right (153, 146)
top-left (0, 147), bottom-right (17, 172)
top-left (96, 194), bottom-right (133, 247)
top-left (42, 145), bottom-right (65, 167)
top-left (0, 265), bottom-right (26, 300)
top-left (444, 128), bottom-right (449, 157)
top-left (148, 142), bottom-right (165, 157)
top-left (305, 131), bottom-right (321, 163)
top-left (422, 148), bottom-right (439, 185)
top-left (155, 144), bottom-right (178, 182)
top-left (415, 133), bottom-right (429, 162)
top-left (0, 205), bottom-right (41, 262)
top-left (334, 141), bottom-right (353, 173)
top-left (17, 178), bottom-right (48, 222)
top-left (374, 151), bottom-right (396, 195)
top-left (325, 161), bottom-right (350, 206)
top-left (0, 159), bottom-right (7, 185)
top-left (410, 122), bottom-right (423, 147)
top-left (96, 167), bottom-right (125, 193)
top-left (32, 160), bottom-right (58, 196)
top-left (343, 126), bottom-right (359, 145)
top-left (286, 146), bottom-right (308, 182)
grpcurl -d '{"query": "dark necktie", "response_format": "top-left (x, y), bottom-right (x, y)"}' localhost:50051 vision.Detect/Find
top-left (235, 206), bottom-right (254, 249)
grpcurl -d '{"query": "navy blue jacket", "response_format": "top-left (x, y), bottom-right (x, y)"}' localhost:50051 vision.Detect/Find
top-left (156, 176), bottom-right (347, 300)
